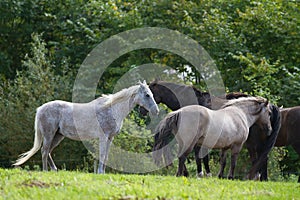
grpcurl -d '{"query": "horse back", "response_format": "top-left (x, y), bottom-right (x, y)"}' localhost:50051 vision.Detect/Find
top-left (175, 105), bottom-right (211, 148)
top-left (209, 107), bottom-right (249, 147)
top-left (37, 100), bottom-right (68, 120)
top-left (32, 101), bottom-right (68, 140)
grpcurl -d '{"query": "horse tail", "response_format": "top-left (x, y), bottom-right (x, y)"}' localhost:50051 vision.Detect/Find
top-left (152, 111), bottom-right (179, 166)
top-left (13, 109), bottom-right (43, 166)
top-left (268, 104), bottom-right (281, 150)
top-left (250, 104), bottom-right (281, 179)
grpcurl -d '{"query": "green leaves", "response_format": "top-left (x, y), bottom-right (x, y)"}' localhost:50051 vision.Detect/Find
top-left (232, 53), bottom-right (280, 102)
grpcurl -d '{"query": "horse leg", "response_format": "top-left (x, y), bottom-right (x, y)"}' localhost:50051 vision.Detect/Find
top-left (177, 154), bottom-right (189, 177)
top-left (41, 134), bottom-right (55, 171)
top-left (259, 157), bottom-right (268, 181)
top-left (200, 147), bottom-right (211, 177)
top-left (203, 154), bottom-right (211, 177)
top-left (194, 145), bottom-right (203, 177)
top-left (178, 162), bottom-right (189, 177)
top-left (98, 134), bottom-right (113, 174)
top-left (291, 143), bottom-right (300, 183)
top-left (183, 163), bottom-right (189, 177)
top-left (228, 145), bottom-right (242, 180)
top-left (48, 133), bottom-right (65, 171)
top-left (218, 149), bottom-right (228, 179)
top-left (246, 146), bottom-right (260, 180)
top-left (176, 135), bottom-right (194, 177)
top-left (228, 153), bottom-right (238, 180)
top-left (103, 137), bottom-right (113, 172)
top-left (176, 142), bottom-right (192, 177)
top-left (98, 135), bottom-right (107, 174)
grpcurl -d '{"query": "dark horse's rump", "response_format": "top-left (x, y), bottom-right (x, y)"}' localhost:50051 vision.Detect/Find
top-left (274, 107), bottom-right (300, 182)
top-left (275, 107), bottom-right (300, 147)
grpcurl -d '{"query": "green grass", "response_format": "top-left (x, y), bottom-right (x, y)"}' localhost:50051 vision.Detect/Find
top-left (0, 168), bottom-right (299, 199)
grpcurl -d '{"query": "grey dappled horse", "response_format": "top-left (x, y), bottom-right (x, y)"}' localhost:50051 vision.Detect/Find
top-left (153, 97), bottom-right (272, 179)
top-left (14, 81), bottom-right (159, 173)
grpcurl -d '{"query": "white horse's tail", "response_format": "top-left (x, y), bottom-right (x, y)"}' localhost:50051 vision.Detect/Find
top-left (13, 112), bottom-right (42, 166)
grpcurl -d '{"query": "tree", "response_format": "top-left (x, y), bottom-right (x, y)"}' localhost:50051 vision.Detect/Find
top-left (0, 34), bottom-right (85, 168)
top-left (0, 0), bottom-right (299, 177)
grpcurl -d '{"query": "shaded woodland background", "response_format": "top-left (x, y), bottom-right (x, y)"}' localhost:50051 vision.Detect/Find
top-left (0, 0), bottom-right (299, 180)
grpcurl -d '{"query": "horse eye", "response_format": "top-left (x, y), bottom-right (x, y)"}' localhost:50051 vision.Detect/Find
top-left (146, 94), bottom-right (150, 98)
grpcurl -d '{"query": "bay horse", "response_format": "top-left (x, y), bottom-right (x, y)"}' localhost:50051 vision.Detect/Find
top-left (246, 106), bottom-right (300, 182)
top-left (13, 81), bottom-right (159, 173)
top-left (140, 80), bottom-right (212, 177)
top-left (153, 97), bottom-right (273, 179)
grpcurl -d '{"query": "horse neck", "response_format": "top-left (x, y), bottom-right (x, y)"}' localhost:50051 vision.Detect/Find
top-left (160, 96), bottom-right (180, 110)
top-left (111, 96), bottom-right (136, 122)
top-left (232, 104), bottom-right (261, 127)
top-left (210, 96), bottom-right (228, 110)
top-left (158, 84), bottom-right (200, 110)
top-left (156, 86), bottom-right (180, 110)
top-left (102, 86), bottom-right (139, 120)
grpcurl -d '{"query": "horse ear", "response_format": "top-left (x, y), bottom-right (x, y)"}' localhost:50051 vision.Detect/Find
top-left (265, 99), bottom-right (269, 106)
top-left (143, 80), bottom-right (147, 85)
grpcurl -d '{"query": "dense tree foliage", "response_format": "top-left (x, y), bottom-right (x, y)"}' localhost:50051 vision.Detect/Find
top-left (0, 0), bottom-right (299, 179)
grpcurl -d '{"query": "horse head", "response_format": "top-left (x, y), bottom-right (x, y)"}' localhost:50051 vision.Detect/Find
top-left (255, 98), bottom-right (273, 136)
top-left (149, 80), bottom-right (163, 104)
top-left (139, 80), bottom-right (162, 116)
top-left (136, 80), bottom-right (159, 116)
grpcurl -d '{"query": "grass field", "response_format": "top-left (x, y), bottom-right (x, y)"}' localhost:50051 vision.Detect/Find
top-left (0, 168), bottom-right (299, 199)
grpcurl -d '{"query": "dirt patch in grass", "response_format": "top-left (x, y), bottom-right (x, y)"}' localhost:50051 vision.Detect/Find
top-left (20, 180), bottom-right (61, 188)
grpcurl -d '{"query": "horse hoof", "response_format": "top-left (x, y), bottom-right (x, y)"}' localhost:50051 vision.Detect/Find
top-left (254, 173), bottom-right (261, 181)
top-left (197, 172), bottom-right (204, 178)
top-left (217, 174), bottom-right (224, 179)
top-left (206, 173), bottom-right (212, 177)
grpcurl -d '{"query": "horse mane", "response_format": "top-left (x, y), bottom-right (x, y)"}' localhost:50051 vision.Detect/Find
top-left (100, 85), bottom-right (140, 107)
top-left (226, 92), bottom-right (249, 100)
top-left (151, 80), bottom-right (207, 98)
top-left (221, 96), bottom-right (267, 110)
top-left (192, 86), bottom-right (208, 98)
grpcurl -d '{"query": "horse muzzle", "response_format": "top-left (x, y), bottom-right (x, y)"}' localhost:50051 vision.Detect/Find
top-left (150, 105), bottom-right (159, 116)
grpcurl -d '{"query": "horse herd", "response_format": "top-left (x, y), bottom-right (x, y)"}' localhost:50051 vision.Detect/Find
top-left (13, 80), bottom-right (300, 182)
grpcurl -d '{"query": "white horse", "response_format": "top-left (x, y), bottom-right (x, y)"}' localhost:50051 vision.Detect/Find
top-left (14, 81), bottom-right (159, 173)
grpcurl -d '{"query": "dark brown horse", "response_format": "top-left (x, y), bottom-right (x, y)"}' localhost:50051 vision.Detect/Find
top-left (143, 80), bottom-right (281, 179)
top-left (245, 106), bottom-right (300, 182)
